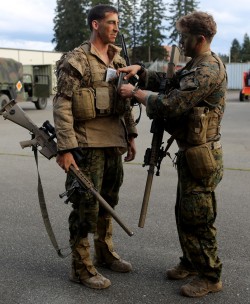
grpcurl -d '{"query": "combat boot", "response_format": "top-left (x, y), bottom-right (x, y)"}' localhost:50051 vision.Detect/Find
top-left (180, 277), bottom-right (223, 297)
top-left (166, 263), bottom-right (198, 280)
top-left (94, 216), bottom-right (132, 273)
top-left (70, 237), bottom-right (111, 289)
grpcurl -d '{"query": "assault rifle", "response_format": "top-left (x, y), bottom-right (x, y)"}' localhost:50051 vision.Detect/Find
top-left (117, 34), bottom-right (138, 89)
top-left (117, 34), bottom-right (142, 124)
top-left (0, 100), bottom-right (134, 243)
top-left (138, 45), bottom-right (180, 228)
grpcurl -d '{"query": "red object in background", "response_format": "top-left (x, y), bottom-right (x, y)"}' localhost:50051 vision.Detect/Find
top-left (239, 71), bottom-right (250, 101)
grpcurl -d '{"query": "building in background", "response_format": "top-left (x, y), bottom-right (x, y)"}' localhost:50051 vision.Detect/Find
top-left (1, 47), bottom-right (250, 94)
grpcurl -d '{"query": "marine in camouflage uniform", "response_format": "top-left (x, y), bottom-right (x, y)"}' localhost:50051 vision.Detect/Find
top-left (119, 11), bottom-right (227, 298)
top-left (53, 5), bottom-right (137, 289)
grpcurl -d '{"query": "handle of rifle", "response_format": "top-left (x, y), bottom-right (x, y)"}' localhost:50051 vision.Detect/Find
top-left (138, 166), bottom-right (154, 228)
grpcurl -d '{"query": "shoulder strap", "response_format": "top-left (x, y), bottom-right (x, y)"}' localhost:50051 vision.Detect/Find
top-left (34, 148), bottom-right (71, 258)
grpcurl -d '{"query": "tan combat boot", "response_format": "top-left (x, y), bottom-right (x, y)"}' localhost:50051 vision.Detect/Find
top-left (70, 237), bottom-right (111, 289)
top-left (94, 216), bottom-right (132, 273)
top-left (180, 277), bottom-right (223, 297)
top-left (166, 263), bottom-right (198, 280)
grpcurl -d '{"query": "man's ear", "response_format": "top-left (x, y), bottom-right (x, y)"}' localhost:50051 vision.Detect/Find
top-left (198, 35), bottom-right (205, 42)
top-left (92, 20), bottom-right (98, 30)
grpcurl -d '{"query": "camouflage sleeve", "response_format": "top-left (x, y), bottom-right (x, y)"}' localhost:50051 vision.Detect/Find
top-left (146, 58), bottom-right (222, 119)
top-left (53, 55), bottom-right (85, 151)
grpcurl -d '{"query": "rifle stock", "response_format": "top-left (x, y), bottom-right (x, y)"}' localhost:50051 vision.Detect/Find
top-left (138, 45), bottom-right (180, 228)
top-left (0, 100), bottom-right (134, 237)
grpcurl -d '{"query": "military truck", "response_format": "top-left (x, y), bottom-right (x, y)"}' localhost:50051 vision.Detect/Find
top-left (0, 57), bottom-right (50, 109)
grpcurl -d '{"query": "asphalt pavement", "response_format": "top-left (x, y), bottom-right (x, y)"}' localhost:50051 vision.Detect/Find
top-left (0, 91), bottom-right (249, 304)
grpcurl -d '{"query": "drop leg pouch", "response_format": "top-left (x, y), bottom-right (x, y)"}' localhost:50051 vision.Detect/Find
top-left (185, 144), bottom-right (217, 179)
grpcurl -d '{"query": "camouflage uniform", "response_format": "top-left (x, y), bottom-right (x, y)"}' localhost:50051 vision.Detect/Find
top-left (53, 42), bottom-right (137, 269)
top-left (139, 51), bottom-right (227, 282)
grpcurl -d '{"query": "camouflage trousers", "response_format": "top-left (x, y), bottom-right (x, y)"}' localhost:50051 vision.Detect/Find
top-left (66, 148), bottom-right (124, 239)
top-left (175, 147), bottom-right (224, 282)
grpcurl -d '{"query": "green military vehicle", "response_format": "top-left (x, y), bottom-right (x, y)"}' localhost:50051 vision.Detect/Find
top-left (0, 57), bottom-right (50, 109)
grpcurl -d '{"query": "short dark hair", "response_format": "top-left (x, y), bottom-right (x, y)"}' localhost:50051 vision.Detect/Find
top-left (176, 11), bottom-right (217, 42)
top-left (87, 4), bottom-right (118, 31)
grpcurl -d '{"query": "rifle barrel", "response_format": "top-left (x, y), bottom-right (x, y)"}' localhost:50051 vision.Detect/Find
top-left (69, 166), bottom-right (134, 236)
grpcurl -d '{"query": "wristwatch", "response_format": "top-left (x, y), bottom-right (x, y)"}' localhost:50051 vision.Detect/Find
top-left (131, 84), bottom-right (139, 96)
top-left (135, 62), bottom-right (145, 76)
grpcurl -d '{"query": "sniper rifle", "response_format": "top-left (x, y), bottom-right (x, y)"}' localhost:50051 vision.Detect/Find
top-left (0, 100), bottom-right (134, 255)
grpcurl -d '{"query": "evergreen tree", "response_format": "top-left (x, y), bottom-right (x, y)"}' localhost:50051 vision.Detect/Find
top-left (117, 0), bottom-right (140, 50)
top-left (90, 0), bottom-right (114, 6)
top-left (218, 53), bottom-right (229, 64)
top-left (137, 0), bottom-right (167, 62)
top-left (52, 0), bottom-right (91, 52)
top-left (166, 0), bottom-right (199, 44)
top-left (230, 39), bottom-right (241, 62)
top-left (241, 33), bottom-right (250, 62)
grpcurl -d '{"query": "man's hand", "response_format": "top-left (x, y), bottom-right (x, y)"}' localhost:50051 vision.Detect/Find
top-left (56, 152), bottom-right (79, 172)
top-left (117, 65), bottom-right (142, 81)
top-left (119, 83), bottom-right (135, 98)
top-left (124, 137), bottom-right (136, 162)
top-left (119, 83), bottom-right (148, 106)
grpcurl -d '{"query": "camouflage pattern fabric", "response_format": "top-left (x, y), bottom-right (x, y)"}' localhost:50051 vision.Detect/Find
top-left (144, 52), bottom-right (226, 121)
top-left (175, 148), bottom-right (223, 282)
top-left (140, 51), bottom-right (227, 283)
top-left (67, 148), bottom-right (123, 237)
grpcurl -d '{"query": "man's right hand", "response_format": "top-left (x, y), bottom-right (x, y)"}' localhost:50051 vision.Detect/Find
top-left (56, 152), bottom-right (79, 172)
top-left (117, 65), bottom-right (142, 80)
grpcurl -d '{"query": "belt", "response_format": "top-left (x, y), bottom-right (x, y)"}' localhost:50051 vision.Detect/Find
top-left (178, 140), bottom-right (222, 151)
top-left (207, 140), bottom-right (222, 150)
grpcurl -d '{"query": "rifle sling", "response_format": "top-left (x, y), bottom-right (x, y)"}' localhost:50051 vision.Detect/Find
top-left (34, 147), bottom-right (70, 258)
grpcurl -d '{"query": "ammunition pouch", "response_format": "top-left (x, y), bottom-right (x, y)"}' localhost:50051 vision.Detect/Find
top-left (92, 81), bottom-right (126, 116)
top-left (185, 143), bottom-right (217, 179)
top-left (72, 81), bottom-right (124, 120)
top-left (206, 106), bottom-right (223, 141)
top-left (72, 88), bottom-right (96, 121)
top-left (93, 81), bottom-right (112, 116)
top-left (187, 107), bottom-right (209, 145)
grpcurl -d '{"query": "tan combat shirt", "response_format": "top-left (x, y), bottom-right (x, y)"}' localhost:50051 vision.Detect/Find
top-left (53, 42), bottom-right (137, 152)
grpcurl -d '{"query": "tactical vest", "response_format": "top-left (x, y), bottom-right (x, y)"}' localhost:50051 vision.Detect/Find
top-left (176, 53), bottom-right (227, 146)
top-left (68, 42), bottom-right (127, 121)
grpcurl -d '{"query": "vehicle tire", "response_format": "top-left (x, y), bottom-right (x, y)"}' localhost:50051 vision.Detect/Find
top-left (0, 94), bottom-right (10, 109)
top-left (35, 98), bottom-right (47, 109)
top-left (239, 90), bottom-right (245, 102)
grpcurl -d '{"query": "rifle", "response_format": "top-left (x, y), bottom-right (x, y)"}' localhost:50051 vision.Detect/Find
top-left (117, 34), bottom-right (141, 124)
top-left (117, 34), bottom-right (138, 89)
top-left (0, 100), bottom-right (134, 240)
top-left (138, 45), bottom-right (180, 228)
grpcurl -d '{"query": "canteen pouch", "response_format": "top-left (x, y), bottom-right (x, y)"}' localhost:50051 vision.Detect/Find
top-left (187, 107), bottom-right (209, 145)
top-left (72, 88), bottom-right (96, 120)
top-left (185, 143), bottom-right (217, 179)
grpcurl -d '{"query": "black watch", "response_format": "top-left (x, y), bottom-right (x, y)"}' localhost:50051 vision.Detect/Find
top-left (135, 62), bottom-right (145, 76)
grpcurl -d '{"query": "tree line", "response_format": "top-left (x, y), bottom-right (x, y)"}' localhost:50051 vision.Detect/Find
top-left (52, 0), bottom-right (250, 63)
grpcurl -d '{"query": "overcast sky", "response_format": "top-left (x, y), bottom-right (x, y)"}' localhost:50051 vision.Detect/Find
top-left (0, 0), bottom-right (249, 56)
